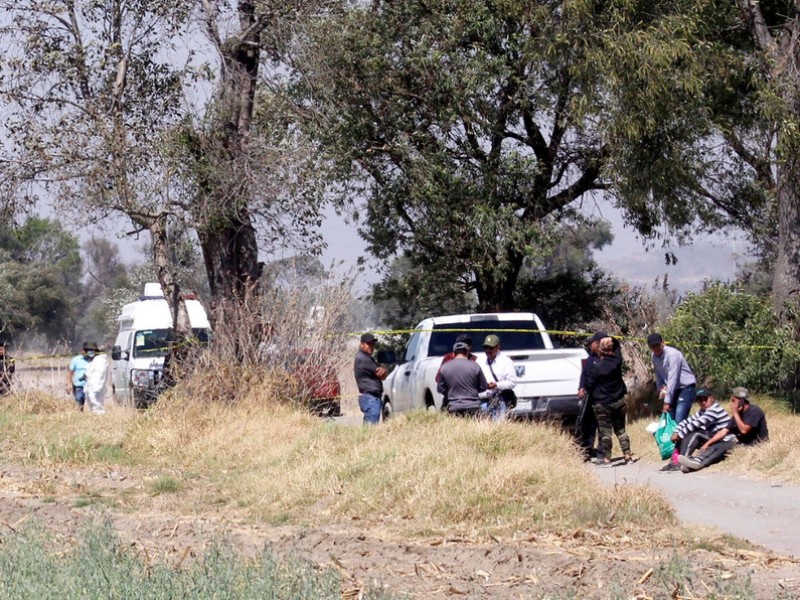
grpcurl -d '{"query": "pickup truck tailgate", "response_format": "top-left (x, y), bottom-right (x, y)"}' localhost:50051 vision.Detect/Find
top-left (505, 349), bottom-right (584, 418)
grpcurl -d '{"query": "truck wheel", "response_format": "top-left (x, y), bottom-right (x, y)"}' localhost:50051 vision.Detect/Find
top-left (382, 399), bottom-right (393, 422)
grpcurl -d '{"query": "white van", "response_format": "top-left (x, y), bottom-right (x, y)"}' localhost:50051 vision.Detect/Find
top-left (111, 283), bottom-right (211, 407)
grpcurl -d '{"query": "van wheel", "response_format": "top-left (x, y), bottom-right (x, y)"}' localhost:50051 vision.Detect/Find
top-left (382, 400), bottom-right (393, 422)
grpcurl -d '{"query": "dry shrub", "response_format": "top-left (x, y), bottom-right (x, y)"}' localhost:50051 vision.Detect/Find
top-left (176, 273), bottom-right (358, 410)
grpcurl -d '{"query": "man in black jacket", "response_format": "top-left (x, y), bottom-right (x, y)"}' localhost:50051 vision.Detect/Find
top-left (577, 332), bottom-right (603, 461)
top-left (586, 336), bottom-right (633, 466)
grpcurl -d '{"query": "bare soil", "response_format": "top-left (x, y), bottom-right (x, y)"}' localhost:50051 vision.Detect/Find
top-left (1, 461), bottom-right (799, 599)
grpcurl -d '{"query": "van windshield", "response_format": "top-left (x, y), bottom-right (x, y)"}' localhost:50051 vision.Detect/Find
top-left (133, 329), bottom-right (172, 358)
top-left (133, 328), bottom-right (211, 358)
top-left (426, 320), bottom-right (546, 358)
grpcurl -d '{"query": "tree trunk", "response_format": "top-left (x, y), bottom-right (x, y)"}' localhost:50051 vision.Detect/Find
top-left (772, 151), bottom-right (800, 320)
top-left (475, 247), bottom-right (524, 311)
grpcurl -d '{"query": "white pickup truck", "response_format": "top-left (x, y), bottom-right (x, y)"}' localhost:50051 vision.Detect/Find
top-left (381, 312), bottom-right (587, 421)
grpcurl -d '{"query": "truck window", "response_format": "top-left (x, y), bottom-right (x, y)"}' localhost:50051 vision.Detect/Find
top-left (427, 320), bottom-right (546, 356)
top-left (404, 332), bottom-right (421, 362)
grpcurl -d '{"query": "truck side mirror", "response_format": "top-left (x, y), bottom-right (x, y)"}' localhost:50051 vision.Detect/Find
top-left (111, 345), bottom-right (125, 361)
top-left (376, 350), bottom-right (396, 365)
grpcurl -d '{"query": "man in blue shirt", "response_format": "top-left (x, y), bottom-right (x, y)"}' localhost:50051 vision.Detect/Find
top-left (647, 333), bottom-right (697, 424)
top-left (66, 342), bottom-right (98, 411)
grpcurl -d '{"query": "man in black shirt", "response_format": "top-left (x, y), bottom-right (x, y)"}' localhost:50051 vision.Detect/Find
top-left (353, 332), bottom-right (388, 425)
top-left (437, 341), bottom-right (491, 417)
top-left (0, 341), bottom-right (14, 396)
top-left (729, 387), bottom-right (769, 444)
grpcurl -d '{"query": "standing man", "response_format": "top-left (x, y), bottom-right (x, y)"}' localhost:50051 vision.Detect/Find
top-left (0, 341), bottom-right (15, 396)
top-left (577, 332), bottom-right (603, 461)
top-left (66, 342), bottom-right (98, 411)
top-left (436, 333), bottom-right (477, 411)
top-left (438, 341), bottom-right (492, 417)
top-left (647, 333), bottom-right (697, 424)
top-left (586, 336), bottom-right (633, 466)
top-left (729, 387), bottom-right (769, 445)
top-left (670, 387), bottom-right (736, 473)
top-left (353, 332), bottom-right (388, 425)
top-left (477, 334), bottom-right (517, 421)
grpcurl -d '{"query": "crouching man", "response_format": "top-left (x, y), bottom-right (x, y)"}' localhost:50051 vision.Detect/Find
top-left (670, 387), bottom-right (737, 473)
top-left (729, 387), bottom-right (769, 445)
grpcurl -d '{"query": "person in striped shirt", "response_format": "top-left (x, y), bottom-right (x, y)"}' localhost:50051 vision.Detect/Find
top-left (668, 387), bottom-right (736, 473)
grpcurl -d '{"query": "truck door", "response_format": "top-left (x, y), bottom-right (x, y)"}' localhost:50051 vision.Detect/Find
top-left (392, 331), bottom-right (423, 412)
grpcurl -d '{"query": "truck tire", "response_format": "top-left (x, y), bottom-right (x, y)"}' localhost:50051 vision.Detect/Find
top-left (382, 399), bottom-right (393, 421)
top-left (425, 390), bottom-right (437, 411)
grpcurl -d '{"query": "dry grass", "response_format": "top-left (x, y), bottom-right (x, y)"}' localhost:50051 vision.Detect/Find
top-left (0, 390), bottom-right (673, 540)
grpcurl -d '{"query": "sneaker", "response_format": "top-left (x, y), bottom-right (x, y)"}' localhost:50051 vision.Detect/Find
top-left (678, 455), bottom-right (703, 471)
top-left (596, 460), bottom-right (615, 468)
top-left (680, 465), bottom-right (691, 473)
top-left (659, 463), bottom-right (681, 472)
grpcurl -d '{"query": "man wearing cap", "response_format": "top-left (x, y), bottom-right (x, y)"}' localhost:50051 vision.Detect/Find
top-left (66, 342), bottom-right (100, 411)
top-left (437, 341), bottom-right (492, 417)
top-left (0, 341), bottom-right (15, 396)
top-left (668, 388), bottom-right (736, 473)
top-left (729, 387), bottom-right (769, 445)
top-left (647, 332), bottom-right (697, 424)
top-left (353, 333), bottom-right (388, 425)
top-left (577, 332), bottom-right (604, 461)
top-left (477, 334), bottom-right (517, 421)
top-left (436, 333), bottom-right (478, 411)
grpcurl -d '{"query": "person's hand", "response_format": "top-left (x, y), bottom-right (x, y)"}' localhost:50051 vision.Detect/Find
top-left (65, 385), bottom-right (72, 395)
top-left (578, 388), bottom-right (586, 399)
top-left (730, 396), bottom-right (741, 411)
top-left (375, 366), bottom-right (388, 380)
top-left (662, 403), bottom-right (671, 413)
top-left (487, 382), bottom-right (497, 390)
top-left (670, 432), bottom-right (680, 443)
top-left (658, 387), bottom-right (667, 400)
top-left (700, 442), bottom-right (710, 452)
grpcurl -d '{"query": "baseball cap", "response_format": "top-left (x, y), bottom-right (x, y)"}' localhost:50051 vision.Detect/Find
top-left (453, 341), bottom-right (470, 352)
top-left (696, 387), bottom-right (713, 398)
top-left (483, 334), bottom-right (501, 348)
top-left (731, 387), bottom-right (749, 401)
top-left (585, 331), bottom-right (607, 344)
top-left (646, 333), bottom-right (663, 347)
top-left (360, 332), bottom-right (378, 344)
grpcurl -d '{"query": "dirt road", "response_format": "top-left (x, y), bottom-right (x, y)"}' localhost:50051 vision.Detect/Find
top-left (593, 459), bottom-right (800, 557)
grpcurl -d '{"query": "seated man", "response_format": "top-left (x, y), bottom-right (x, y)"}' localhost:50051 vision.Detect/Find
top-left (728, 387), bottom-right (769, 444)
top-left (669, 387), bottom-right (737, 473)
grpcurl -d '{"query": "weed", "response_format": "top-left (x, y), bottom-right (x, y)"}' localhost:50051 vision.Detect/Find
top-left (149, 475), bottom-right (180, 495)
top-left (0, 518), bottom-right (398, 599)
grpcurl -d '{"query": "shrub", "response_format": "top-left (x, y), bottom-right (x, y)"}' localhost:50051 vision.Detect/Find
top-left (662, 284), bottom-right (800, 395)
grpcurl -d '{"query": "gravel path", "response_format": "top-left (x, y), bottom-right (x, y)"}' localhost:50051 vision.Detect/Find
top-left (593, 459), bottom-right (800, 557)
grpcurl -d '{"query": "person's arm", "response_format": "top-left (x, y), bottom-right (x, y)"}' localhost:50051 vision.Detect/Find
top-left (495, 355), bottom-right (517, 391)
top-left (664, 351), bottom-right (681, 402)
top-left (729, 398), bottom-right (752, 436)
top-left (699, 427), bottom-right (731, 452)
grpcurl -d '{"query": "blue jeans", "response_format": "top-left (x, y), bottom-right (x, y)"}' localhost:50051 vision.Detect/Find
top-left (480, 400), bottom-right (507, 422)
top-left (670, 385), bottom-right (696, 424)
top-left (358, 393), bottom-right (382, 425)
top-left (72, 385), bottom-right (86, 409)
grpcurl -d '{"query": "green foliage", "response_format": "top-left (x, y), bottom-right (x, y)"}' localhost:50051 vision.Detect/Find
top-left (0, 217), bottom-right (83, 343)
top-left (662, 284), bottom-right (800, 394)
top-left (299, 0), bottom-right (612, 309)
top-left (0, 519), bottom-right (398, 599)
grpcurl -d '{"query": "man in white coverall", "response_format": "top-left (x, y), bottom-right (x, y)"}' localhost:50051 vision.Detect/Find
top-left (83, 343), bottom-right (109, 414)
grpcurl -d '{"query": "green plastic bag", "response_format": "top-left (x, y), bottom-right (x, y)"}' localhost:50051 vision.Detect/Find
top-left (654, 413), bottom-right (677, 459)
